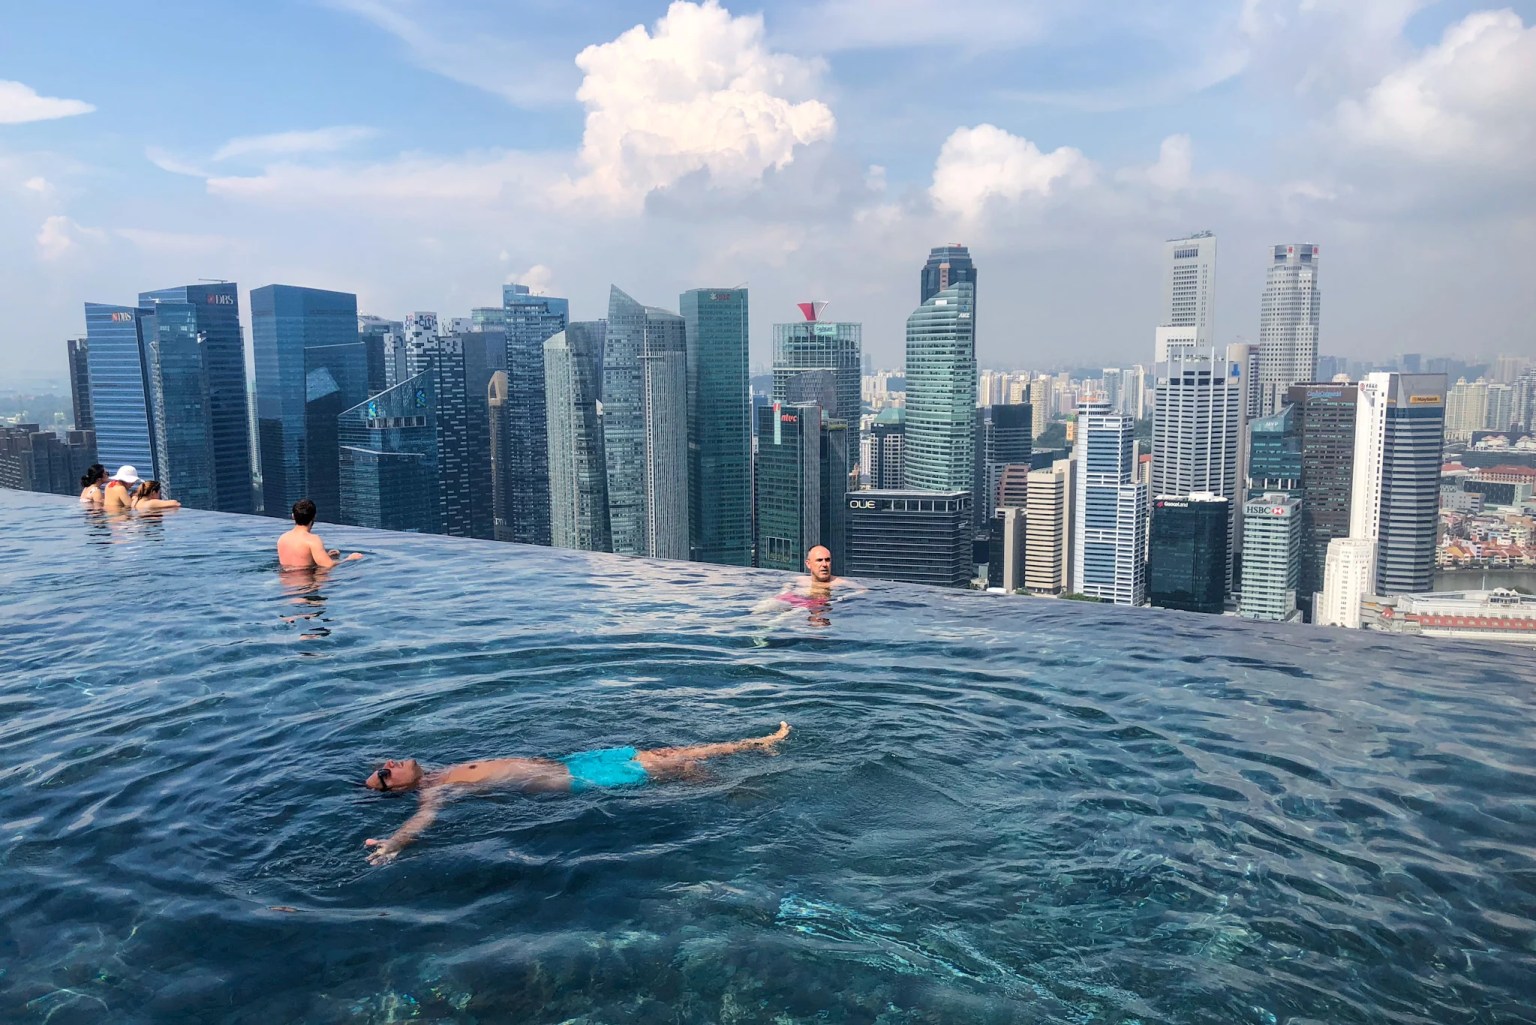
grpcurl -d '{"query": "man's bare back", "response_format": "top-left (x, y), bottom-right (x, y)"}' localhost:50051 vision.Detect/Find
top-left (278, 524), bottom-right (361, 569)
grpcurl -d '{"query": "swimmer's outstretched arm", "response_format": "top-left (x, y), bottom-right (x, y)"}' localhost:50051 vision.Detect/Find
top-left (365, 788), bottom-right (444, 865)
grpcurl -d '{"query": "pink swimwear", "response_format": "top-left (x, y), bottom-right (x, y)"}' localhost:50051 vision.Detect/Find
top-left (776, 593), bottom-right (829, 609)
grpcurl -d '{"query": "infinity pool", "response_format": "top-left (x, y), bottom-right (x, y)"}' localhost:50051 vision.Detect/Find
top-left (1, 489), bottom-right (1533, 1024)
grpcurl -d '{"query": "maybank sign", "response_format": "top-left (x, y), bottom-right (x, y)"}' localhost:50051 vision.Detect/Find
top-left (1408, 395), bottom-right (1443, 406)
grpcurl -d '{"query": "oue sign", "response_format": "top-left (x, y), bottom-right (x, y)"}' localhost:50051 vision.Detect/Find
top-left (849, 499), bottom-right (876, 510)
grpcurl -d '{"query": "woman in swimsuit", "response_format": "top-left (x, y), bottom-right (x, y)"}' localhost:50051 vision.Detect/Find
top-left (79, 463), bottom-right (106, 504)
top-left (132, 480), bottom-right (181, 513)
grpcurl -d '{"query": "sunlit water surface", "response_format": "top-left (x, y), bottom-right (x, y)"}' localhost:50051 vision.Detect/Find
top-left (1, 490), bottom-right (1533, 1024)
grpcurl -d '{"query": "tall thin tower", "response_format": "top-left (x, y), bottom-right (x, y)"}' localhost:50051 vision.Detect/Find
top-left (1155, 231), bottom-right (1216, 361)
top-left (1256, 244), bottom-right (1321, 416)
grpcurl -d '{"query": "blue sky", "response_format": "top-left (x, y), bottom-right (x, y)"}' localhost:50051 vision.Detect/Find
top-left (2, 0), bottom-right (1534, 384)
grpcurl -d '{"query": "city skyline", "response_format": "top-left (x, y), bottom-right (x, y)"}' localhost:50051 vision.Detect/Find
top-left (4, 1), bottom-right (1534, 384)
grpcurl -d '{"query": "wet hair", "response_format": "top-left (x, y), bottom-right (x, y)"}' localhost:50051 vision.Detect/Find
top-left (292, 498), bottom-right (317, 526)
top-left (81, 464), bottom-right (106, 489)
top-left (138, 480), bottom-right (162, 498)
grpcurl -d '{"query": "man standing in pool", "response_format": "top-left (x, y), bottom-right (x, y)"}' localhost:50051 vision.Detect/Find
top-left (278, 498), bottom-right (363, 569)
top-left (362, 722), bottom-right (791, 865)
top-left (767, 546), bottom-right (864, 626)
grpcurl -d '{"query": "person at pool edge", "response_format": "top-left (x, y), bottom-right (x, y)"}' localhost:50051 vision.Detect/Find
top-left (362, 722), bottom-right (791, 865)
top-left (278, 498), bottom-right (363, 569)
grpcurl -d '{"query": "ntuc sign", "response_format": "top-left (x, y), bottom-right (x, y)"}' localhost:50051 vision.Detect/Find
top-left (110, 312), bottom-right (134, 322)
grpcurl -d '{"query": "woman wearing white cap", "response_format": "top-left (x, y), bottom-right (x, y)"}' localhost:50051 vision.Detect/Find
top-left (102, 465), bottom-right (141, 512)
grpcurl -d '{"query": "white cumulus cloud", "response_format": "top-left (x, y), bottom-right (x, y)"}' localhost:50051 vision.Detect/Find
top-left (0, 81), bottom-right (95, 124)
top-left (506, 264), bottom-right (556, 294)
top-left (929, 124), bottom-right (1093, 220)
top-left (560, 0), bottom-right (836, 211)
top-left (1334, 10), bottom-right (1536, 172)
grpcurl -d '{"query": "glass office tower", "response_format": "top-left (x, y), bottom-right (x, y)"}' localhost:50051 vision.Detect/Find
top-left (920, 244), bottom-right (977, 305)
top-left (904, 282), bottom-right (977, 494)
top-left (338, 374), bottom-right (439, 533)
top-left (66, 338), bottom-right (92, 432)
top-left (772, 308), bottom-right (861, 474)
top-left (502, 283), bottom-right (569, 545)
top-left (755, 402), bottom-right (821, 571)
top-left (1147, 494), bottom-right (1229, 614)
top-left (138, 282), bottom-right (253, 512)
top-left (84, 303), bottom-right (157, 476)
top-left (252, 284), bottom-right (363, 520)
top-left (681, 287), bottom-right (751, 566)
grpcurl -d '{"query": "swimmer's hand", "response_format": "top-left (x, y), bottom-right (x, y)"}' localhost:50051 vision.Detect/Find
top-left (346, 552), bottom-right (363, 561)
top-left (364, 837), bottom-right (401, 866)
top-left (327, 549), bottom-right (340, 559)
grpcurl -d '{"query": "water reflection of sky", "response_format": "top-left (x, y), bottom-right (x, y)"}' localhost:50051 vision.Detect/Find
top-left (1, 490), bottom-right (1533, 1024)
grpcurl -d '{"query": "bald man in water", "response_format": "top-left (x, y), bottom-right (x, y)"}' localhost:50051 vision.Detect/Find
top-left (362, 722), bottom-right (791, 865)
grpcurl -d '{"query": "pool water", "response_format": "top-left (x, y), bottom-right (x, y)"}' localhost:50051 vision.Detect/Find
top-left (1, 490), bottom-right (1533, 1024)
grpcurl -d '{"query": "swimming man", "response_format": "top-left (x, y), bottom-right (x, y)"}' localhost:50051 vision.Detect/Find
top-left (362, 722), bottom-right (791, 865)
top-left (766, 546), bottom-right (865, 626)
top-left (278, 498), bottom-right (363, 569)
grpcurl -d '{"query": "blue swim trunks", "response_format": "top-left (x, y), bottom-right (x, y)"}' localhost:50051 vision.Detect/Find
top-left (560, 746), bottom-right (649, 793)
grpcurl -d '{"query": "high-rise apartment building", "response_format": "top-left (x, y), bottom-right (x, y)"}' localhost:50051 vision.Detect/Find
top-left (904, 283), bottom-right (977, 494)
top-left (1256, 244), bottom-right (1322, 416)
top-left (1025, 457), bottom-right (1074, 595)
top-left (1348, 372), bottom-right (1448, 595)
top-left (502, 283), bottom-right (569, 545)
top-left (755, 402), bottom-right (821, 571)
top-left (1155, 231), bottom-right (1216, 360)
top-left (1238, 493), bottom-right (1302, 621)
top-left (1147, 494), bottom-right (1229, 614)
top-left (605, 287), bottom-right (648, 555)
top-left (1288, 383), bottom-right (1357, 620)
top-left (920, 244), bottom-right (977, 305)
top-left (1072, 400), bottom-right (1148, 605)
top-left (681, 287), bottom-right (751, 566)
top-left (544, 323), bottom-right (611, 553)
top-left (66, 338), bottom-right (92, 432)
top-left (987, 507), bottom-right (1026, 591)
top-left (1029, 377), bottom-right (1051, 438)
top-left (252, 284), bottom-right (364, 520)
top-left (84, 303), bottom-right (156, 476)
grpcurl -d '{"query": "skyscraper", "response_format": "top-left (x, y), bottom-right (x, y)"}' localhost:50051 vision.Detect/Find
top-left (66, 338), bottom-right (92, 432)
top-left (84, 303), bottom-right (156, 476)
top-left (755, 402), bottom-right (821, 571)
top-left (1288, 383), bottom-right (1357, 620)
top-left (502, 283), bottom-right (569, 545)
top-left (681, 287), bottom-right (751, 566)
top-left (605, 287), bottom-right (648, 556)
top-left (979, 402), bottom-right (1032, 517)
top-left (868, 406), bottom-right (906, 489)
top-left (338, 374), bottom-right (438, 533)
top-left (844, 489), bottom-right (972, 587)
top-left (252, 284), bottom-right (364, 520)
top-left (920, 244), bottom-right (977, 305)
top-left (772, 304), bottom-right (861, 472)
top-left (1238, 494), bottom-right (1302, 621)
top-left (1348, 372), bottom-right (1448, 595)
top-left (1155, 231), bottom-right (1216, 360)
top-left (1152, 349), bottom-right (1243, 588)
top-left (1147, 494), bottom-right (1229, 614)
top-left (1025, 457), bottom-right (1074, 596)
top-left (1247, 404), bottom-right (1301, 495)
top-left (137, 282), bottom-right (253, 513)
top-left (604, 287), bottom-right (689, 559)
top-left (1072, 399), bottom-right (1147, 605)
top-left (904, 282), bottom-right (977, 494)
top-left (488, 370), bottom-right (509, 537)
top-left (1256, 244), bottom-right (1322, 416)
top-left (544, 322), bottom-right (611, 553)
